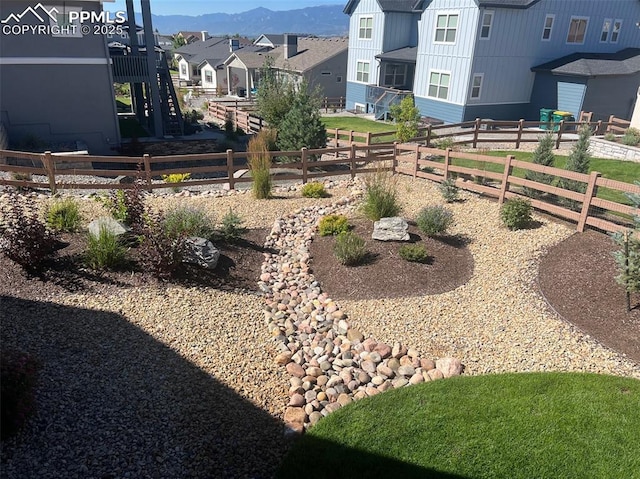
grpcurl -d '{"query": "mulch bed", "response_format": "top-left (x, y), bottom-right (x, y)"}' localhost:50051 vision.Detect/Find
top-left (0, 228), bottom-right (270, 300)
top-left (309, 218), bottom-right (474, 301)
top-left (538, 229), bottom-right (640, 365)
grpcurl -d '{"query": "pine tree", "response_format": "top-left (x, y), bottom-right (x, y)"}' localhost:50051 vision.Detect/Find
top-left (612, 182), bottom-right (640, 311)
top-left (255, 58), bottom-right (295, 130)
top-left (524, 133), bottom-right (555, 198)
top-left (276, 82), bottom-right (327, 162)
top-left (389, 95), bottom-right (421, 143)
top-left (559, 124), bottom-right (591, 210)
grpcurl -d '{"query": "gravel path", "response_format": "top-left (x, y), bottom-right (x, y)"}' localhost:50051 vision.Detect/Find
top-left (2, 175), bottom-right (639, 478)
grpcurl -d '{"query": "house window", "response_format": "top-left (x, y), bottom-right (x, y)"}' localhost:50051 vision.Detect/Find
top-left (541, 14), bottom-right (554, 41)
top-left (356, 61), bottom-right (370, 83)
top-left (435, 13), bottom-right (458, 43)
top-left (384, 63), bottom-right (406, 87)
top-left (180, 64), bottom-right (187, 76)
top-left (428, 71), bottom-right (450, 100)
top-left (354, 103), bottom-right (367, 114)
top-left (204, 70), bottom-right (213, 84)
top-left (567, 17), bottom-right (588, 44)
top-left (480, 11), bottom-right (493, 39)
top-left (600, 18), bottom-right (611, 42)
top-left (359, 16), bottom-right (373, 39)
top-left (611, 20), bottom-right (622, 43)
top-left (470, 74), bottom-right (483, 99)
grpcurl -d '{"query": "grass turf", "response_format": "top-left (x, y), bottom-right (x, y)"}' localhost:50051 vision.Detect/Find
top-left (277, 373), bottom-right (640, 479)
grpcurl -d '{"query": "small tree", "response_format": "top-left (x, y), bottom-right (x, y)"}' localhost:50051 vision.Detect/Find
top-left (172, 34), bottom-right (186, 50)
top-left (389, 95), bottom-right (421, 143)
top-left (558, 124), bottom-right (591, 209)
top-left (524, 133), bottom-right (555, 198)
top-left (276, 81), bottom-right (327, 160)
top-left (255, 58), bottom-right (295, 130)
top-left (612, 182), bottom-right (640, 311)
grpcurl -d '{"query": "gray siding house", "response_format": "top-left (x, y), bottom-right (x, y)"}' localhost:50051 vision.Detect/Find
top-left (344, 0), bottom-right (640, 122)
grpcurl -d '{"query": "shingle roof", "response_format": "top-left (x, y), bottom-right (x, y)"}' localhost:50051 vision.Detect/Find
top-left (376, 46), bottom-right (418, 63)
top-left (475, 0), bottom-right (542, 7)
top-left (532, 48), bottom-right (640, 77)
top-left (344, 0), bottom-right (422, 15)
top-left (175, 37), bottom-right (252, 66)
top-left (227, 37), bottom-right (348, 73)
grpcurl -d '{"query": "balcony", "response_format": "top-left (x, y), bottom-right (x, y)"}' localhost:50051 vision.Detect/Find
top-left (111, 52), bottom-right (166, 83)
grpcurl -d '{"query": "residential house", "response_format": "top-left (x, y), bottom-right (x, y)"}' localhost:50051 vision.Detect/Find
top-left (0, 0), bottom-right (182, 154)
top-left (344, 0), bottom-right (640, 122)
top-left (176, 30), bottom-right (210, 44)
top-left (223, 34), bottom-right (349, 99)
top-left (173, 36), bottom-right (251, 86)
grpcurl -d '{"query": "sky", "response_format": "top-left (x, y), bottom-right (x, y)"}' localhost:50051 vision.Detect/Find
top-left (106, 0), bottom-right (346, 16)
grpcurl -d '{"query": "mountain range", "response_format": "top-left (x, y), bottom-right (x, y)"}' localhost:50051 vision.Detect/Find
top-left (138, 5), bottom-right (349, 37)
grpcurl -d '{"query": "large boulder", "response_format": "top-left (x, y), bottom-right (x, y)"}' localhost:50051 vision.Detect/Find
top-left (87, 216), bottom-right (129, 238)
top-left (372, 217), bottom-right (410, 241)
top-left (182, 237), bottom-right (220, 269)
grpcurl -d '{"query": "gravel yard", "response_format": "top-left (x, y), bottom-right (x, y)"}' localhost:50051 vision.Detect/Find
top-left (1, 175), bottom-right (639, 478)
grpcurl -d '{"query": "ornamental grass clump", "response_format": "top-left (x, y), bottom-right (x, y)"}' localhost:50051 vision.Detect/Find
top-left (398, 243), bottom-right (429, 263)
top-left (334, 231), bottom-right (367, 266)
top-left (318, 214), bottom-right (349, 236)
top-left (362, 170), bottom-right (401, 221)
top-left (416, 205), bottom-right (454, 236)
top-left (46, 197), bottom-right (82, 232)
top-left (301, 182), bottom-right (329, 198)
top-left (248, 131), bottom-right (273, 199)
top-left (500, 197), bottom-right (532, 230)
top-left (162, 206), bottom-right (215, 241)
top-left (85, 225), bottom-right (129, 270)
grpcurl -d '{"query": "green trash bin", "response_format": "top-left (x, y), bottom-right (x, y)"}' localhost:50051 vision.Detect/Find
top-left (540, 108), bottom-right (554, 130)
top-left (552, 111), bottom-right (575, 131)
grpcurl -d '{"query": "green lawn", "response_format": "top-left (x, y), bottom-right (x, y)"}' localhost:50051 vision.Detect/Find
top-left (321, 117), bottom-right (397, 143)
top-left (277, 373), bottom-right (640, 479)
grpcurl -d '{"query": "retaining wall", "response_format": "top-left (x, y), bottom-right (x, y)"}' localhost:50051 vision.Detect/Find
top-left (589, 137), bottom-right (640, 163)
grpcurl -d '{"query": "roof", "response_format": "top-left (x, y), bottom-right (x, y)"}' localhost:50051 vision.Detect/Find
top-left (344, 0), bottom-right (423, 15)
top-left (532, 48), bottom-right (640, 77)
top-left (254, 34), bottom-right (285, 47)
top-left (474, 0), bottom-right (542, 8)
top-left (376, 46), bottom-right (418, 63)
top-left (175, 36), bottom-right (252, 66)
top-left (226, 37), bottom-right (348, 73)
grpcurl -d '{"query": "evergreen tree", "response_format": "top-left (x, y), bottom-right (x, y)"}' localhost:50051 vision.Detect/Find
top-left (276, 82), bottom-right (327, 162)
top-left (524, 133), bottom-right (555, 198)
top-left (559, 124), bottom-right (591, 209)
top-left (389, 95), bottom-right (421, 143)
top-left (255, 58), bottom-right (295, 130)
top-left (612, 182), bottom-right (640, 311)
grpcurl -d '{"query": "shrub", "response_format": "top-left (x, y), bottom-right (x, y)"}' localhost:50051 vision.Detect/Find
top-left (604, 132), bottom-right (617, 142)
top-left (135, 211), bottom-right (187, 280)
top-left (183, 109), bottom-right (204, 125)
top-left (500, 197), bottom-right (532, 230)
top-left (433, 137), bottom-right (455, 150)
top-left (162, 206), bottom-right (215, 241)
top-left (398, 243), bottom-right (429, 263)
top-left (621, 128), bottom-right (640, 147)
top-left (85, 226), bottom-right (128, 270)
top-left (0, 192), bottom-right (59, 270)
top-left (302, 182), bottom-right (328, 198)
top-left (334, 231), bottom-right (367, 266)
top-left (524, 134), bottom-right (555, 198)
top-left (558, 124), bottom-right (591, 210)
top-left (612, 181), bottom-right (640, 311)
top-left (162, 173), bottom-right (191, 192)
top-left (318, 214), bottom-right (349, 236)
top-left (46, 197), bottom-right (82, 232)
top-left (416, 205), bottom-right (454, 236)
top-left (389, 95), bottom-right (420, 143)
top-left (103, 180), bottom-right (145, 227)
top-left (439, 178), bottom-right (459, 203)
top-left (1, 350), bottom-right (39, 441)
top-left (362, 170), bottom-right (401, 221)
top-left (218, 208), bottom-right (246, 243)
top-left (248, 130), bottom-right (273, 199)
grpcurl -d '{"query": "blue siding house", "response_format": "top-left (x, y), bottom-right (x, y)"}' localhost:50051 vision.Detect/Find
top-left (344, 0), bottom-right (640, 123)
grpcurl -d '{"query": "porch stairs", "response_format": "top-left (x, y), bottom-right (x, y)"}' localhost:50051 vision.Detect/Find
top-left (373, 91), bottom-right (404, 121)
top-left (157, 52), bottom-right (183, 137)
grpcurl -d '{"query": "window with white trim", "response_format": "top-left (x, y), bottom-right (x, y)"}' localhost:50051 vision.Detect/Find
top-left (354, 103), bottom-right (366, 114)
top-left (480, 11), bottom-right (493, 39)
top-left (358, 16), bottom-right (373, 39)
top-left (611, 19), bottom-right (622, 43)
top-left (204, 70), bottom-right (213, 84)
top-left (383, 63), bottom-right (407, 87)
top-left (541, 14), bottom-right (554, 41)
top-left (470, 74), bottom-right (483, 99)
top-left (434, 13), bottom-right (458, 43)
top-left (428, 71), bottom-right (450, 100)
top-left (356, 61), bottom-right (370, 83)
top-left (567, 17), bottom-right (588, 44)
top-left (600, 18), bottom-right (611, 42)
top-left (180, 63), bottom-right (187, 76)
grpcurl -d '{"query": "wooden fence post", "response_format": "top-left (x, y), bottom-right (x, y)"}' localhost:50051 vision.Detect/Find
top-left (606, 115), bottom-right (614, 134)
top-left (414, 143), bottom-right (420, 178)
top-left (595, 120), bottom-right (603, 136)
top-left (349, 143), bottom-right (356, 179)
top-left (42, 151), bottom-right (56, 194)
top-left (472, 118), bottom-right (481, 148)
top-left (498, 155), bottom-right (514, 204)
top-left (143, 154), bottom-right (152, 191)
top-left (335, 128), bottom-right (340, 158)
top-left (392, 142), bottom-right (398, 174)
top-left (515, 119), bottom-right (524, 149)
top-left (366, 131), bottom-right (371, 146)
top-left (555, 120), bottom-right (565, 149)
top-left (577, 171), bottom-right (601, 232)
top-left (349, 130), bottom-right (354, 145)
top-left (301, 147), bottom-right (308, 184)
top-left (443, 148), bottom-right (451, 180)
top-left (226, 149), bottom-right (235, 191)
top-left (425, 124), bottom-right (432, 147)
